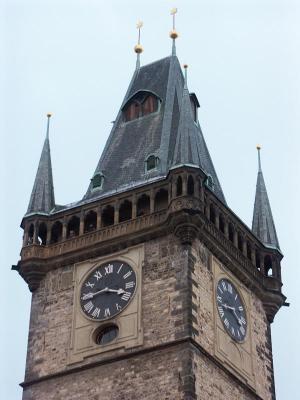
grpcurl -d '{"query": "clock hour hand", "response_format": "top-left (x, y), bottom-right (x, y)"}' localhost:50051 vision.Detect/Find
top-left (222, 303), bottom-right (242, 326)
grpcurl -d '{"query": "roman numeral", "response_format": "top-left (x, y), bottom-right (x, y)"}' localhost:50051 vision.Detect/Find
top-left (123, 271), bottom-right (132, 280)
top-left (240, 316), bottom-right (246, 325)
top-left (85, 281), bottom-right (95, 289)
top-left (117, 264), bottom-right (124, 274)
top-left (224, 318), bottom-right (229, 328)
top-left (240, 326), bottom-right (245, 336)
top-left (222, 281), bottom-right (227, 291)
top-left (121, 292), bottom-right (131, 301)
top-left (91, 307), bottom-right (101, 318)
top-left (231, 327), bottom-right (235, 336)
top-left (115, 303), bottom-right (122, 311)
top-left (217, 295), bottom-right (222, 303)
top-left (105, 264), bottom-right (113, 275)
top-left (104, 308), bottom-right (111, 317)
top-left (218, 306), bottom-right (224, 318)
top-left (218, 286), bottom-right (223, 294)
top-left (84, 301), bottom-right (94, 313)
top-left (227, 283), bottom-right (233, 294)
top-left (238, 306), bottom-right (243, 312)
top-left (125, 281), bottom-right (135, 289)
top-left (94, 270), bottom-right (102, 280)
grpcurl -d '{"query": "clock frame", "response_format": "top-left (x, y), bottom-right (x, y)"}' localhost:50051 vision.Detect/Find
top-left (216, 278), bottom-right (247, 342)
top-left (80, 260), bottom-right (137, 321)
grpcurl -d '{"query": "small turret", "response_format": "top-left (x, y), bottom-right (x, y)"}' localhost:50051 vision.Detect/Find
top-left (26, 113), bottom-right (55, 215)
top-left (252, 146), bottom-right (280, 249)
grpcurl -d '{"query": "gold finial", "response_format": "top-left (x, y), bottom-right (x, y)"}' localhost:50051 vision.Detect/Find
top-left (134, 20), bottom-right (144, 54)
top-left (183, 64), bottom-right (188, 69)
top-left (256, 144), bottom-right (261, 150)
top-left (170, 7), bottom-right (179, 40)
top-left (47, 112), bottom-right (52, 118)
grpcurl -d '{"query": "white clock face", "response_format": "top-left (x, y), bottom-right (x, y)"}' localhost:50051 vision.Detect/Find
top-left (216, 279), bottom-right (247, 342)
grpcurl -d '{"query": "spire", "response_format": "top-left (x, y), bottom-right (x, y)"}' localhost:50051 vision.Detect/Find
top-left (134, 21), bottom-right (143, 70)
top-left (170, 8), bottom-right (178, 56)
top-left (83, 53), bottom-right (225, 204)
top-left (252, 146), bottom-right (280, 249)
top-left (26, 114), bottom-right (55, 215)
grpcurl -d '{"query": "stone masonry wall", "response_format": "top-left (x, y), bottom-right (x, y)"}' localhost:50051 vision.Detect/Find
top-left (23, 235), bottom-right (190, 384)
top-left (23, 344), bottom-right (188, 400)
top-left (190, 238), bottom-right (275, 399)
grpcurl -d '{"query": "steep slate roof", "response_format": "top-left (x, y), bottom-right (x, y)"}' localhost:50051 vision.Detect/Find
top-left (252, 149), bottom-right (280, 249)
top-left (26, 118), bottom-right (55, 215)
top-left (83, 54), bottom-right (226, 203)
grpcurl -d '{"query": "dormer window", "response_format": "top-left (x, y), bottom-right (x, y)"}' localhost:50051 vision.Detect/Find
top-left (205, 174), bottom-right (214, 191)
top-left (145, 155), bottom-right (159, 172)
top-left (123, 91), bottom-right (160, 122)
top-left (91, 173), bottom-right (104, 190)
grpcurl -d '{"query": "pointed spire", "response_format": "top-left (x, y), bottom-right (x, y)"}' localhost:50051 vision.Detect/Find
top-left (26, 114), bottom-right (55, 215)
top-left (170, 8), bottom-right (178, 56)
top-left (134, 20), bottom-right (143, 70)
top-left (252, 146), bottom-right (280, 249)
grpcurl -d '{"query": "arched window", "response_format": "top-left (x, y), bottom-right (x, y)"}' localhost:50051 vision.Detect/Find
top-left (91, 173), bottom-right (104, 190)
top-left (205, 175), bottom-right (214, 191)
top-left (146, 155), bottom-right (159, 172)
top-left (119, 200), bottom-right (132, 222)
top-left (255, 250), bottom-right (261, 271)
top-left (102, 205), bottom-right (115, 227)
top-left (51, 221), bottom-right (63, 244)
top-left (247, 241), bottom-right (252, 260)
top-left (123, 91), bottom-right (160, 122)
top-left (154, 188), bottom-right (168, 211)
top-left (209, 204), bottom-right (216, 224)
top-left (228, 223), bottom-right (234, 243)
top-left (238, 233), bottom-right (243, 252)
top-left (27, 223), bottom-right (34, 244)
top-left (264, 255), bottom-right (273, 277)
top-left (84, 211), bottom-right (97, 233)
top-left (137, 194), bottom-right (150, 217)
top-left (176, 176), bottom-right (182, 196)
top-left (187, 175), bottom-right (194, 195)
top-left (38, 222), bottom-right (47, 245)
top-left (219, 214), bottom-right (225, 234)
top-left (67, 216), bottom-right (80, 238)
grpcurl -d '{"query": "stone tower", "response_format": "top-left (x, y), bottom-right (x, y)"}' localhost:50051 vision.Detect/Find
top-left (15, 27), bottom-right (286, 400)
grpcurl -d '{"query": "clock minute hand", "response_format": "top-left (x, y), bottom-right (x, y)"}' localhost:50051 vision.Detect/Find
top-left (106, 288), bottom-right (126, 295)
top-left (81, 287), bottom-right (109, 300)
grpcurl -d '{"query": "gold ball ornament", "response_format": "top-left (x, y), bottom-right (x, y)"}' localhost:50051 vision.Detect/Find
top-left (169, 29), bottom-right (179, 39)
top-left (47, 112), bottom-right (53, 118)
top-left (256, 144), bottom-right (261, 150)
top-left (134, 44), bottom-right (143, 54)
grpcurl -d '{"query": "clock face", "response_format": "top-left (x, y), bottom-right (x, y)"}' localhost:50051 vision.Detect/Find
top-left (80, 260), bottom-right (137, 321)
top-left (216, 278), bottom-right (247, 342)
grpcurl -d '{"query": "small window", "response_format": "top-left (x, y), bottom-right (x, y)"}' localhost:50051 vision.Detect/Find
top-left (94, 325), bottom-right (119, 345)
top-left (146, 155), bottom-right (159, 172)
top-left (91, 173), bottom-right (104, 190)
top-left (205, 175), bottom-right (214, 191)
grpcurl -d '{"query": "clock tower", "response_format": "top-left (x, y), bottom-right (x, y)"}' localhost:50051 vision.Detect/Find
top-left (15, 17), bottom-right (286, 400)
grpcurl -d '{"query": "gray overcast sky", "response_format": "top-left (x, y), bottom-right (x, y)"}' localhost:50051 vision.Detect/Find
top-left (1, 0), bottom-right (299, 399)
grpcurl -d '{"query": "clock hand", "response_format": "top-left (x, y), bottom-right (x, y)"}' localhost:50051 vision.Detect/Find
top-left (222, 304), bottom-right (243, 326)
top-left (106, 288), bottom-right (126, 295)
top-left (81, 287), bottom-right (109, 300)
